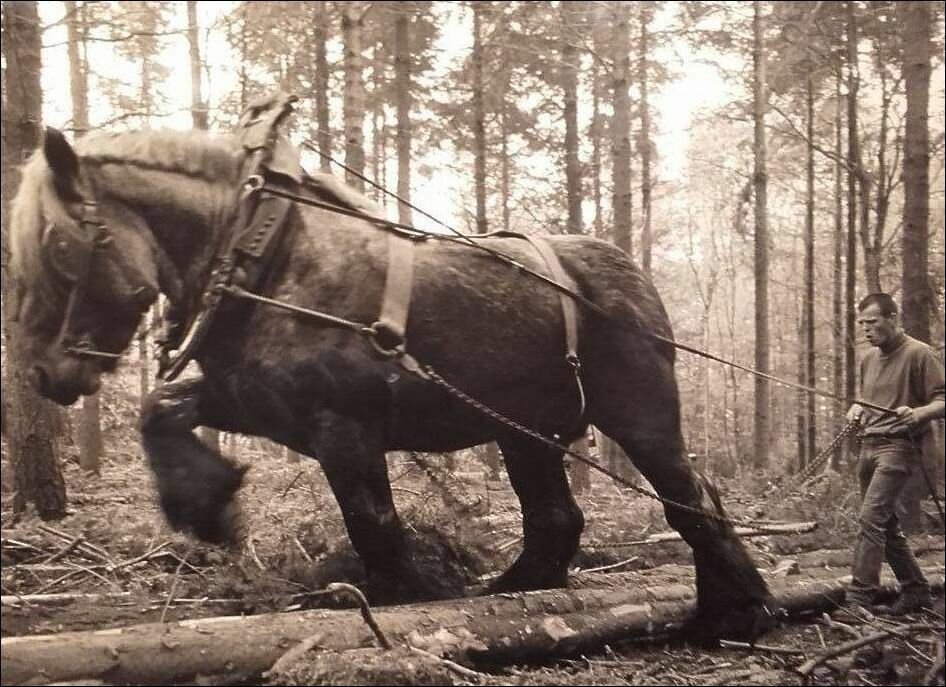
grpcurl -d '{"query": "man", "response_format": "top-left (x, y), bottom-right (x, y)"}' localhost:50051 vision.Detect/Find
top-left (844, 293), bottom-right (945, 615)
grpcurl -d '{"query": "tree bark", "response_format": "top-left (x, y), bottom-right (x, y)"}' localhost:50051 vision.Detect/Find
top-left (472, 1), bottom-right (488, 235)
top-left (66, 0), bottom-right (101, 475)
top-left (752, 0), bottom-right (770, 470)
top-left (804, 74), bottom-right (816, 464)
top-left (561, 2), bottom-right (582, 235)
top-left (639, 4), bottom-right (654, 278)
top-left (312, 1), bottom-right (332, 173)
top-left (186, 1), bottom-right (207, 130)
top-left (900, 0), bottom-right (932, 343)
top-left (844, 0), bottom-right (859, 425)
top-left (591, 54), bottom-right (603, 239)
top-left (342, 2), bottom-right (366, 192)
top-left (610, 1), bottom-right (632, 257)
top-left (831, 66), bottom-right (844, 471)
top-left (1, 0), bottom-right (67, 520)
top-left (394, 7), bottom-right (413, 226)
top-left (5, 567), bottom-right (939, 686)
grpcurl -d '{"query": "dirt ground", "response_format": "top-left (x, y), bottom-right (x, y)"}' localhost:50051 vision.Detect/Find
top-left (2, 437), bottom-right (944, 686)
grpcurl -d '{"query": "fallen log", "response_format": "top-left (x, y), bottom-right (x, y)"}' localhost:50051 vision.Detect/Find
top-left (3, 563), bottom-right (942, 686)
top-left (586, 520), bottom-right (819, 549)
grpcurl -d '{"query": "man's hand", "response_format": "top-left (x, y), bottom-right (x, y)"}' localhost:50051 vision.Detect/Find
top-left (893, 405), bottom-right (919, 431)
top-left (846, 403), bottom-right (864, 424)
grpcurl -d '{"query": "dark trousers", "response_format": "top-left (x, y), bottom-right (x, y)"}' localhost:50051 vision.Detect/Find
top-left (849, 437), bottom-right (930, 601)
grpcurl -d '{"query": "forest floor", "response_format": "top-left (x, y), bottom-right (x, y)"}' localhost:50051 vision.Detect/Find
top-left (2, 426), bottom-right (944, 686)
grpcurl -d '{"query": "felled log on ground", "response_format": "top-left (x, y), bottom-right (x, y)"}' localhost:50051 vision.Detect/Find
top-left (791, 538), bottom-right (944, 570)
top-left (591, 520), bottom-right (818, 548)
top-left (2, 568), bottom-right (942, 686)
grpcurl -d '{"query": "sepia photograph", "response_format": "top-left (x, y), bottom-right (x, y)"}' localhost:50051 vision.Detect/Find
top-left (1, 1), bottom-right (944, 685)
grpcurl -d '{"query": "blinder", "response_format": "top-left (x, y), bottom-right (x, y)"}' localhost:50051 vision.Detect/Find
top-left (41, 201), bottom-right (106, 284)
top-left (42, 198), bottom-right (122, 361)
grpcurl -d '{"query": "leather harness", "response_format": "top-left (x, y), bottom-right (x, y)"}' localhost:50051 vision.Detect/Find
top-left (157, 91), bottom-right (585, 425)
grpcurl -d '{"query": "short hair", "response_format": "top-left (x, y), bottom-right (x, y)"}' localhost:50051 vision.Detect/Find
top-left (858, 293), bottom-right (898, 317)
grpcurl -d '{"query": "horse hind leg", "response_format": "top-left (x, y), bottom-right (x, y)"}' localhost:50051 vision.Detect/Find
top-left (487, 435), bottom-right (584, 593)
top-left (588, 357), bottom-right (774, 641)
top-left (140, 377), bottom-right (247, 545)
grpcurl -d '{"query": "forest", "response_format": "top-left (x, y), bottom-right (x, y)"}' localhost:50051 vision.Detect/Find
top-left (1, 1), bottom-right (945, 686)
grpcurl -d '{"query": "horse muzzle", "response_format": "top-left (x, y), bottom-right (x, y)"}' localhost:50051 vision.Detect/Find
top-left (28, 358), bottom-right (102, 406)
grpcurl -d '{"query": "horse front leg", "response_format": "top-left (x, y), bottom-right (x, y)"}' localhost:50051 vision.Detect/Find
top-left (312, 412), bottom-right (451, 605)
top-left (140, 377), bottom-right (247, 545)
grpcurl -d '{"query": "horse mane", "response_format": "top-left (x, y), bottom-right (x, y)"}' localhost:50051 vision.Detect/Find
top-left (9, 129), bottom-right (241, 292)
top-left (9, 127), bottom-right (383, 290)
top-left (75, 129), bottom-right (242, 184)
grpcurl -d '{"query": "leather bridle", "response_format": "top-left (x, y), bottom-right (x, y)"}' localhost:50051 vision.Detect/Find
top-left (42, 198), bottom-right (123, 362)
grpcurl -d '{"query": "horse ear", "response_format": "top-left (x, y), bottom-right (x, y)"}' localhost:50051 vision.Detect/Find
top-left (43, 127), bottom-right (82, 198)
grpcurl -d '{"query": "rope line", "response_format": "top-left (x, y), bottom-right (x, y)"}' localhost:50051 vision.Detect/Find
top-left (266, 180), bottom-right (897, 417)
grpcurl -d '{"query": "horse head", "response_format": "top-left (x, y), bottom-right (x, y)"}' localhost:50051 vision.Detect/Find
top-left (10, 128), bottom-right (161, 404)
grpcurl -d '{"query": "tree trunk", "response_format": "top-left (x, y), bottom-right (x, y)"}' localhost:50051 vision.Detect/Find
top-left (66, 0), bottom-right (101, 475)
top-left (371, 45), bottom-right (384, 207)
top-left (591, 56), bottom-right (603, 239)
top-left (342, 2), bottom-right (366, 192)
top-left (844, 0), bottom-right (859, 430)
top-left (472, 2), bottom-right (488, 235)
top-left (1, 0), bottom-right (67, 520)
top-left (5, 567), bottom-right (939, 686)
top-left (639, 5), bottom-right (653, 278)
top-left (186, 1), bottom-right (207, 130)
top-left (831, 66), bottom-right (844, 471)
top-left (78, 392), bottom-right (102, 475)
top-left (499, 99), bottom-right (512, 234)
top-left (561, 2), bottom-right (582, 235)
top-left (610, 1), bottom-right (632, 257)
top-left (394, 8), bottom-right (412, 226)
top-left (804, 74), bottom-right (816, 464)
top-left (900, 0), bottom-right (932, 343)
top-left (312, 1), bottom-right (332, 173)
top-left (65, 1), bottom-right (89, 135)
top-left (751, 0), bottom-right (770, 470)
top-left (594, 428), bottom-right (639, 486)
top-left (796, 291), bottom-right (807, 473)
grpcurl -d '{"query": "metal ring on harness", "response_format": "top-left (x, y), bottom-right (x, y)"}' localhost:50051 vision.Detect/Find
top-left (244, 174), bottom-right (265, 191)
top-left (367, 321), bottom-right (406, 358)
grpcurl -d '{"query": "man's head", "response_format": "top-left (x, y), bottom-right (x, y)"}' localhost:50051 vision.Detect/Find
top-left (857, 293), bottom-right (901, 350)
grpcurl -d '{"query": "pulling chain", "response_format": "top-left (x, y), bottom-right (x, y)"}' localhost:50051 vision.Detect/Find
top-left (411, 357), bottom-right (760, 530)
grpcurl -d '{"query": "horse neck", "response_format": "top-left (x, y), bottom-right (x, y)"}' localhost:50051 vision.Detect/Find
top-left (88, 163), bottom-right (238, 309)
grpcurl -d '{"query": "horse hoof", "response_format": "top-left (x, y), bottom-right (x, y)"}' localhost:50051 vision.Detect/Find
top-left (484, 565), bottom-right (568, 595)
top-left (682, 598), bottom-right (781, 645)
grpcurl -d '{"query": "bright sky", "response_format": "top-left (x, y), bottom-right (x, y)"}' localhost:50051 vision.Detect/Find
top-left (37, 1), bottom-right (732, 233)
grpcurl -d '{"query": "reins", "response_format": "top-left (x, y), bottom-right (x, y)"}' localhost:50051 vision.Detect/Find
top-left (265, 177), bottom-right (900, 419)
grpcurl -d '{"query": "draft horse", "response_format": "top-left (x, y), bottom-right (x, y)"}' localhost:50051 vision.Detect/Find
top-left (9, 126), bottom-right (773, 638)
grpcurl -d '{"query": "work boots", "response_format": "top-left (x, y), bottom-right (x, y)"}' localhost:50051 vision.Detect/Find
top-left (874, 590), bottom-right (934, 616)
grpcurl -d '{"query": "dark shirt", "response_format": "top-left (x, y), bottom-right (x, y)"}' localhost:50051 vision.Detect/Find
top-left (859, 333), bottom-right (946, 437)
